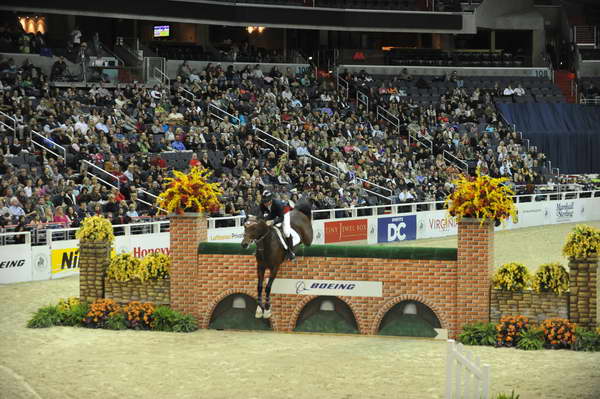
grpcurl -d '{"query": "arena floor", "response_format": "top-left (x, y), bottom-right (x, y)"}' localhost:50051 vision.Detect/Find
top-left (1, 221), bottom-right (600, 399)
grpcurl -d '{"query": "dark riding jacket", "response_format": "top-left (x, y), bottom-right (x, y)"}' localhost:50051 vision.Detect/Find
top-left (260, 199), bottom-right (288, 225)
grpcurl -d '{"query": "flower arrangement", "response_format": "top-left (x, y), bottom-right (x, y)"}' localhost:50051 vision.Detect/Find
top-left (157, 166), bottom-right (223, 215)
top-left (123, 301), bottom-right (155, 330)
top-left (107, 253), bottom-right (171, 282)
top-left (496, 315), bottom-right (531, 347)
top-left (492, 262), bottom-right (531, 291)
top-left (531, 262), bottom-right (569, 295)
top-left (75, 216), bottom-right (115, 243)
top-left (83, 299), bottom-right (122, 328)
top-left (445, 169), bottom-right (517, 225)
top-left (541, 318), bottom-right (576, 349)
top-left (562, 224), bottom-right (600, 259)
top-left (107, 253), bottom-right (142, 282)
top-left (138, 253), bottom-right (171, 282)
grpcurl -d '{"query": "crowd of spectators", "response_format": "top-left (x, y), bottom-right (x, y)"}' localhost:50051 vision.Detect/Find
top-left (0, 54), bottom-right (573, 237)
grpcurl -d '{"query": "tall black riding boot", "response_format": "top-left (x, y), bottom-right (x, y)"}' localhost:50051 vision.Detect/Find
top-left (286, 236), bottom-right (296, 261)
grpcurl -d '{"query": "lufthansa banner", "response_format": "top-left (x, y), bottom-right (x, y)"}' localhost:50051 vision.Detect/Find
top-left (271, 278), bottom-right (382, 297)
top-left (377, 215), bottom-right (416, 243)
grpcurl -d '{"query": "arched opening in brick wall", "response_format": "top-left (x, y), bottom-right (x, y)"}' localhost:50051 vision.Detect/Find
top-left (378, 300), bottom-right (442, 338)
top-left (208, 294), bottom-right (272, 331)
top-left (294, 296), bottom-right (358, 334)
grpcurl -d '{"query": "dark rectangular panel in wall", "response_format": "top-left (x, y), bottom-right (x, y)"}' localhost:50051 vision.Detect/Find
top-left (3, 0), bottom-right (463, 31)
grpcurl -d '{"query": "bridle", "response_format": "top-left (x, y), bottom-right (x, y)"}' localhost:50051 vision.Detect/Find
top-left (244, 220), bottom-right (272, 252)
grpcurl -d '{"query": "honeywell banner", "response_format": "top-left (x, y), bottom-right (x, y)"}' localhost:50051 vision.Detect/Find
top-left (271, 278), bottom-right (382, 297)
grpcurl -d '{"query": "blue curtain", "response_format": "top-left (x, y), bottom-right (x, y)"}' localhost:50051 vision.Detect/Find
top-left (497, 103), bottom-right (600, 173)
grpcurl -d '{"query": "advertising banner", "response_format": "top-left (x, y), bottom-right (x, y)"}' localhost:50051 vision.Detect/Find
top-left (377, 215), bottom-right (417, 243)
top-left (50, 239), bottom-right (80, 279)
top-left (417, 211), bottom-right (458, 239)
top-left (31, 246), bottom-right (51, 281)
top-left (207, 227), bottom-right (244, 243)
top-left (271, 278), bottom-right (382, 297)
top-left (324, 219), bottom-right (368, 243)
top-left (0, 244), bottom-right (32, 284)
top-left (129, 233), bottom-right (170, 257)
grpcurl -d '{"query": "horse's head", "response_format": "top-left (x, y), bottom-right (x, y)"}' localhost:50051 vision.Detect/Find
top-left (241, 215), bottom-right (267, 249)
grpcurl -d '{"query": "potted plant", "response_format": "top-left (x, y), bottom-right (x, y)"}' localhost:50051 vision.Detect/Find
top-left (445, 169), bottom-right (518, 226)
top-left (157, 166), bottom-right (223, 215)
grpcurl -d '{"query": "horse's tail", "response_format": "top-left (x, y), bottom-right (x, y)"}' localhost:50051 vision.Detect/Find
top-left (294, 198), bottom-right (312, 220)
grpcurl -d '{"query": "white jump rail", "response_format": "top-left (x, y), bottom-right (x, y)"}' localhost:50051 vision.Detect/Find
top-left (446, 339), bottom-right (490, 399)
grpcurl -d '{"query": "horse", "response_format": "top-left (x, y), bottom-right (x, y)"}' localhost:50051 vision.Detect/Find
top-left (241, 199), bottom-right (313, 319)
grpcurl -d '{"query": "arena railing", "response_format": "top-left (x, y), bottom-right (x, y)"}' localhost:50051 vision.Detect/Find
top-left (82, 160), bottom-right (120, 189)
top-left (336, 74), bottom-right (349, 99)
top-left (0, 231), bottom-right (31, 247)
top-left (443, 150), bottom-right (468, 172)
top-left (153, 66), bottom-right (170, 89)
top-left (376, 105), bottom-right (400, 135)
top-left (31, 130), bottom-right (67, 160)
top-left (581, 97), bottom-right (600, 105)
top-left (0, 110), bottom-right (16, 138)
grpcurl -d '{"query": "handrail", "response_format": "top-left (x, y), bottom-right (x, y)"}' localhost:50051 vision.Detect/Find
top-left (356, 89), bottom-right (369, 112)
top-left (443, 150), bottom-right (468, 172)
top-left (31, 130), bottom-right (67, 160)
top-left (180, 87), bottom-right (196, 104)
top-left (208, 102), bottom-right (240, 124)
top-left (337, 74), bottom-right (349, 99)
top-left (0, 110), bottom-right (17, 139)
top-left (153, 66), bottom-right (170, 89)
top-left (82, 160), bottom-right (120, 188)
top-left (376, 105), bottom-right (400, 135)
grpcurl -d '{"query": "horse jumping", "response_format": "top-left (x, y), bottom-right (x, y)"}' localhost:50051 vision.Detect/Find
top-left (241, 198), bottom-right (313, 319)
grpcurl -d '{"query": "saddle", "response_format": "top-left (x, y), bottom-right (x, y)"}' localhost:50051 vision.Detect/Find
top-left (272, 223), bottom-right (301, 250)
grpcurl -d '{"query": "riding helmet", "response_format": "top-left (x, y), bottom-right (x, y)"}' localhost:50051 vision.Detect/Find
top-left (262, 190), bottom-right (273, 203)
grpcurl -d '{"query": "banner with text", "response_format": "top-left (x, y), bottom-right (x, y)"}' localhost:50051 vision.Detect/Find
top-left (271, 278), bottom-right (382, 297)
top-left (324, 219), bottom-right (368, 243)
top-left (378, 215), bottom-right (417, 243)
top-left (0, 244), bottom-right (32, 284)
top-left (207, 227), bottom-right (244, 243)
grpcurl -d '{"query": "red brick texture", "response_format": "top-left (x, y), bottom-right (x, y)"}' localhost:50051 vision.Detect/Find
top-left (169, 213), bottom-right (207, 320)
top-left (169, 216), bottom-right (494, 338)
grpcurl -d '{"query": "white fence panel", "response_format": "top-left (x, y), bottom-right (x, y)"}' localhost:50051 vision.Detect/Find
top-left (446, 339), bottom-right (490, 399)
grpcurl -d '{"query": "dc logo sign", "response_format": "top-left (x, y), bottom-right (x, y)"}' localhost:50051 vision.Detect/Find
top-left (377, 215), bottom-right (416, 243)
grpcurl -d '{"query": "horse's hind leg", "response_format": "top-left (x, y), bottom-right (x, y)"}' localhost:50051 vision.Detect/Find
top-left (255, 266), bottom-right (265, 318)
top-left (263, 266), bottom-right (279, 319)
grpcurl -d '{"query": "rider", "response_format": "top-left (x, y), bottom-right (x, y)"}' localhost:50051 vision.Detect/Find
top-left (260, 190), bottom-right (295, 261)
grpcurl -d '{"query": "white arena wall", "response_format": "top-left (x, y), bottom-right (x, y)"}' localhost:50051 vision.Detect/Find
top-left (1, 191), bottom-right (599, 284)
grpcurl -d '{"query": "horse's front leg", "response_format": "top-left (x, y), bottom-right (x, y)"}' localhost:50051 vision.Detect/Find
top-left (255, 265), bottom-right (265, 318)
top-left (263, 266), bottom-right (279, 319)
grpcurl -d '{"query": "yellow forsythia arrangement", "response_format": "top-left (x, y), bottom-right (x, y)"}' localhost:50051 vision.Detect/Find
top-left (107, 253), bottom-right (171, 282)
top-left (138, 253), bottom-right (171, 282)
top-left (541, 318), bottom-right (576, 349)
top-left (157, 166), bottom-right (223, 214)
top-left (445, 169), bottom-right (517, 225)
top-left (562, 224), bottom-right (600, 259)
top-left (76, 216), bottom-right (115, 243)
top-left (532, 262), bottom-right (569, 295)
top-left (492, 262), bottom-right (531, 291)
top-left (107, 253), bottom-right (142, 282)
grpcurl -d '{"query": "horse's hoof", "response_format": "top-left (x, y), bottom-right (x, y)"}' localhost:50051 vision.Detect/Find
top-left (255, 306), bottom-right (263, 319)
top-left (263, 308), bottom-right (272, 319)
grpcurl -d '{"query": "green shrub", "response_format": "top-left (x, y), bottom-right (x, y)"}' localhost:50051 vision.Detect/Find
top-left (573, 327), bottom-right (600, 352)
top-left (516, 328), bottom-right (544, 351)
top-left (151, 306), bottom-right (198, 332)
top-left (459, 322), bottom-right (497, 346)
top-left (531, 263), bottom-right (569, 295)
top-left (27, 305), bottom-right (62, 328)
top-left (495, 390), bottom-right (520, 399)
top-left (173, 313), bottom-right (198, 333)
top-left (105, 312), bottom-right (127, 330)
top-left (60, 302), bottom-right (90, 327)
top-left (152, 306), bottom-right (179, 332)
top-left (492, 262), bottom-right (530, 291)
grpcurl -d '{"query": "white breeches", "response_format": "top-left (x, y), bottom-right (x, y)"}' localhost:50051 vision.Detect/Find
top-left (283, 212), bottom-right (292, 238)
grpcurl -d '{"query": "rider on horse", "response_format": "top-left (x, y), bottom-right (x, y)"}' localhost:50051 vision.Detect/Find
top-left (260, 190), bottom-right (295, 261)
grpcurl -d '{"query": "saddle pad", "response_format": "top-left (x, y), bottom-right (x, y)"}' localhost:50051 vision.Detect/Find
top-left (274, 224), bottom-right (301, 250)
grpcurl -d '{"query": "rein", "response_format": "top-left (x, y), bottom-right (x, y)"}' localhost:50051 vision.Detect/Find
top-left (248, 224), bottom-right (273, 252)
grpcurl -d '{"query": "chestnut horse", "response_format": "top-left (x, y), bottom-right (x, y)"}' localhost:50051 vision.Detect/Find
top-left (241, 199), bottom-right (313, 319)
